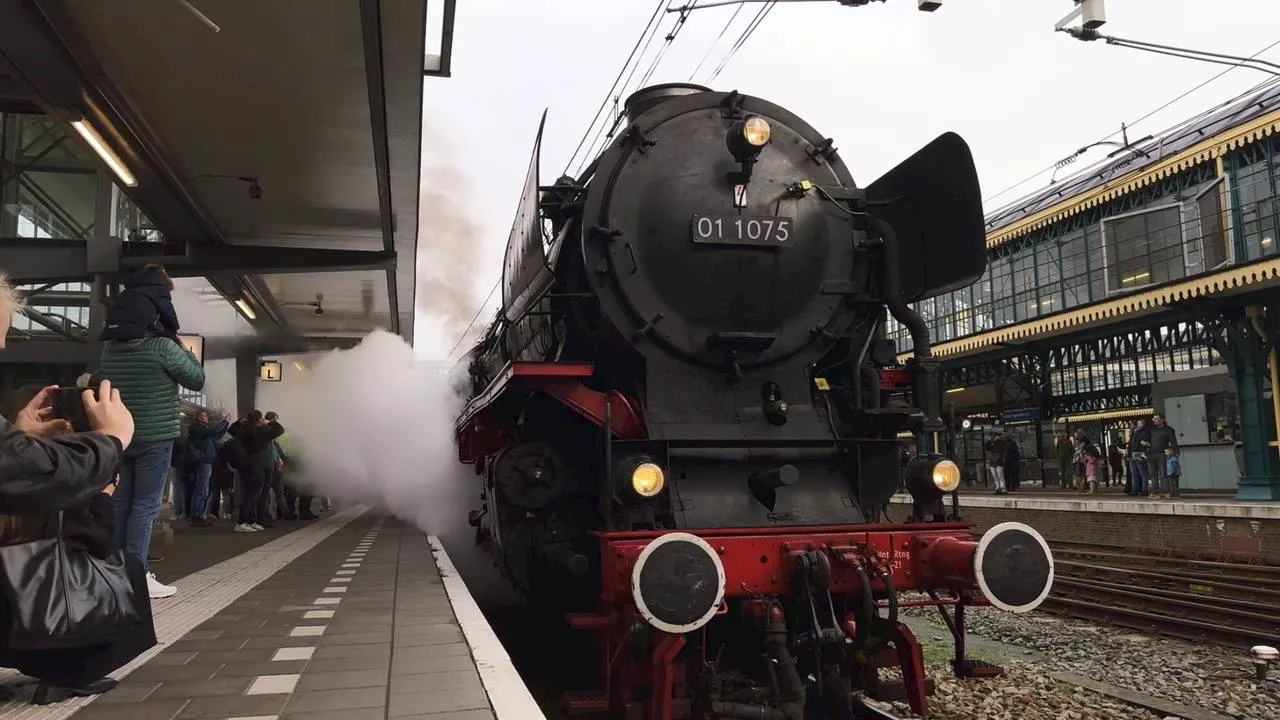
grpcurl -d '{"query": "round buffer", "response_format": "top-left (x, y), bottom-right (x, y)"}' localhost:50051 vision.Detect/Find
top-left (973, 521), bottom-right (1055, 613)
top-left (631, 532), bottom-right (726, 634)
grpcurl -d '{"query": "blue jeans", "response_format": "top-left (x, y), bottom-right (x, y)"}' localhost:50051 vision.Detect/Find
top-left (1128, 458), bottom-right (1149, 494)
top-left (191, 462), bottom-right (214, 519)
top-left (114, 440), bottom-right (174, 569)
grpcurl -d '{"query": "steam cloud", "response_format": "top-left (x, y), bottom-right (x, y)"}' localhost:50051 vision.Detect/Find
top-left (266, 330), bottom-right (472, 533)
top-left (416, 113), bottom-right (485, 352)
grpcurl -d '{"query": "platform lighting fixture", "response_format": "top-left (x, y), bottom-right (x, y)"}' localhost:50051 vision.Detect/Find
top-left (71, 119), bottom-right (137, 187)
top-left (234, 298), bottom-right (256, 321)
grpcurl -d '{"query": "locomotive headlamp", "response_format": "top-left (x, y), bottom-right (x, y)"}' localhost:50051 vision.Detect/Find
top-left (631, 462), bottom-right (666, 497)
top-left (931, 459), bottom-right (961, 493)
top-left (726, 116), bottom-right (772, 183)
top-left (905, 455), bottom-right (961, 501)
top-left (742, 116), bottom-right (771, 147)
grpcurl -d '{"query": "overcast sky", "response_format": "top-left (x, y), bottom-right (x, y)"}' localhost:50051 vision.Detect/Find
top-left (411, 0), bottom-right (1280, 360)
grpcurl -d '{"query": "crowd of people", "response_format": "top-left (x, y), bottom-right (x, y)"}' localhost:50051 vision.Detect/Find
top-left (170, 408), bottom-right (328, 534)
top-left (0, 266), bottom-right (320, 705)
top-left (1054, 415), bottom-right (1181, 498)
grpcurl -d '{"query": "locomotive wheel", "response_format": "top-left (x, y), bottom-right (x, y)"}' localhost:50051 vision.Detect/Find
top-left (494, 442), bottom-right (569, 511)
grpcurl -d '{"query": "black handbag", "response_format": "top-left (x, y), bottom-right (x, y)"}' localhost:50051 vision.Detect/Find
top-left (0, 513), bottom-right (143, 650)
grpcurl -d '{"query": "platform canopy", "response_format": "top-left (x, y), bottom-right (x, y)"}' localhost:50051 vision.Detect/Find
top-left (0, 0), bottom-right (455, 353)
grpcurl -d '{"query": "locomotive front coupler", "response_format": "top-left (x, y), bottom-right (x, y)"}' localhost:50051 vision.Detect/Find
top-left (790, 551), bottom-right (848, 659)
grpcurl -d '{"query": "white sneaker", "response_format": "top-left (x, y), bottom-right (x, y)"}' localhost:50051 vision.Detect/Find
top-left (234, 523), bottom-right (257, 533)
top-left (146, 572), bottom-right (177, 599)
top-left (251, 523), bottom-right (264, 531)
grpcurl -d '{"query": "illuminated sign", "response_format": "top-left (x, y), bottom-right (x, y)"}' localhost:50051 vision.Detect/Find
top-left (259, 360), bottom-right (282, 382)
top-left (177, 334), bottom-right (205, 365)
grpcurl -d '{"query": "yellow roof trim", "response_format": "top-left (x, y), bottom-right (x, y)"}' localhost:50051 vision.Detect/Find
top-left (986, 109), bottom-right (1280, 250)
top-left (897, 258), bottom-right (1280, 364)
top-left (1057, 407), bottom-right (1153, 424)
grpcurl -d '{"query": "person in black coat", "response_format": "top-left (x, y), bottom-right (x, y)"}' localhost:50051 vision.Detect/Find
top-left (1001, 431), bottom-right (1021, 492)
top-left (0, 386), bottom-right (156, 704)
top-left (98, 265), bottom-right (180, 342)
top-left (0, 485), bottom-right (157, 704)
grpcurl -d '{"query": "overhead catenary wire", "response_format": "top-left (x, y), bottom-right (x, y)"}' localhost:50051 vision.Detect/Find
top-left (707, 1), bottom-right (776, 84)
top-left (688, 2), bottom-right (745, 82)
top-left (982, 36), bottom-right (1280, 209)
top-left (571, 3), bottom-right (672, 178)
top-left (636, 1), bottom-right (699, 89)
top-left (443, 278), bottom-right (500, 366)
top-left (562, 0), bottom-right (668, 177)
top-left (575, 1), bottom-right (704, 178)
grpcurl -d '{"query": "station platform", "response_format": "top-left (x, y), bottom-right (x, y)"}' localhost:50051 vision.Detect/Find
top-left (890, 487), bottom-right (1280, 559)
top-left (0, 508), bottom-right (543, 720)
top-left (890, 487), bottom-right (1278, 519)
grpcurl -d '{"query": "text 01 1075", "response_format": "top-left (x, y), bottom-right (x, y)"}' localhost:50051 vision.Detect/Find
top-left (691, 214), bottom-right (794, 247)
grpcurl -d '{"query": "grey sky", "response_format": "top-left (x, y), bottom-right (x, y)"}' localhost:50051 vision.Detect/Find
top-left (413, 0), bottom-right (1280, 359)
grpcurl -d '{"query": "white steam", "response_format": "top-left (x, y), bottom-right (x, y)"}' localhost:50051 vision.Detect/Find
top-left (267, 330), bottom-right (472, 533)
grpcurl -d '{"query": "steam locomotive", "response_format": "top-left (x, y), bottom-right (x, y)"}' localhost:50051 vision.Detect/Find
top-left (455, 84), bottom-right (1055, 719)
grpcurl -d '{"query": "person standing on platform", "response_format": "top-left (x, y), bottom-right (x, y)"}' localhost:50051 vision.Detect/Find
top-left (95, 265), bottom-right (204, 601)
top-left (1070, 430), bottom-right (1089, 493)
top-left (1127, 419), bottom-right (1151, 496)
top-left (1054, 431), bottom-right (1073, 489)
top-left (230, 411), bottom-right (284, 532)
top-left (1147, 414), bottom-right (1179, 499)
top-left (1082, 443), bottom-right (1101, 495)
top-left (1002, 431), bottom-right (1021, 492)
top-left (186, 410), bottom-right (230, 527)
top-left (263, 412), bottom-right (291, 521)
top-left (986, 437), bottom-right (1006, 495)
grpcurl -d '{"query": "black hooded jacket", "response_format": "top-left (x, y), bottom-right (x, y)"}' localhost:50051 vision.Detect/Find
top-left (99, 267), bottom-right (180, 342)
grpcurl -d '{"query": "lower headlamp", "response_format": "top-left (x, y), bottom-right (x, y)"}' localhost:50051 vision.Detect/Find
top-left (905, 455), bottom-right (961, 499)
top-left (631, 462), bottom-right (666, 497)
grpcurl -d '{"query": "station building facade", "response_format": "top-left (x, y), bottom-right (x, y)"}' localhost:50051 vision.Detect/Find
top-left (887, 83), bottom-right (1280, 499)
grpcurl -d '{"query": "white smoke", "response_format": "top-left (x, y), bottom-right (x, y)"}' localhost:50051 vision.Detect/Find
top-left (267, 330), bottom-right (472, 533)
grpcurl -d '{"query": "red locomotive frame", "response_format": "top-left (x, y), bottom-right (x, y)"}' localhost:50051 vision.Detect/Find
top-left (458, 362), bottom-right (1014, 719)
top-left (566, 525), bottom-right (1000, 719)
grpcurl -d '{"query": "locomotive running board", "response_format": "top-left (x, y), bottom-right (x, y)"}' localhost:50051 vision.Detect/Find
top-left (455, 361), bottom-right (647, 462)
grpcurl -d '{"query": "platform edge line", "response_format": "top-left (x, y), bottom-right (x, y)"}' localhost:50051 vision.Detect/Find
top-left (427, 534), bottom-right (547, 720)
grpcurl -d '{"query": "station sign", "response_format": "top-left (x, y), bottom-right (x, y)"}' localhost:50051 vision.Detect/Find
top-left (1000, 407), bottom-right (1042, 425)
top-left (259, 360), bottom-right (283, 382)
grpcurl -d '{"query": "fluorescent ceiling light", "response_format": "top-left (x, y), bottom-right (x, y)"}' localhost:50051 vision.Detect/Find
top-left (70, 120), bottom-right (137, 187)
top-left (234, 298), bottom-right (257, 321)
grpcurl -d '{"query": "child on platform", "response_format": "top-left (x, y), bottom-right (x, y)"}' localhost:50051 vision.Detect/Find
top-left (99, 265), bottom-right (180, 343)
top-left (1164, 447), bottom-right (1182, 499)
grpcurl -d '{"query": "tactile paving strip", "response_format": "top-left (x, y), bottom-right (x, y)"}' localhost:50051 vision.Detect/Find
top-left (0, 506), bottom-right (366, 720)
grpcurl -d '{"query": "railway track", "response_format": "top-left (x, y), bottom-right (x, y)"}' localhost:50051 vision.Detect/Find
top-left (1043, 542), bottom-right (1280, 647)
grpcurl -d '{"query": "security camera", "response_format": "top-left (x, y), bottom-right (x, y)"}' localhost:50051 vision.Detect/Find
top-left (314, 306), bottom-right (324, 317)
top-left (248, 179), bottom-right (263, 200)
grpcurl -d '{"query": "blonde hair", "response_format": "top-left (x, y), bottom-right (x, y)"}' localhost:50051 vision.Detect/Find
top-left (0, 273), bottom-right (25, 318)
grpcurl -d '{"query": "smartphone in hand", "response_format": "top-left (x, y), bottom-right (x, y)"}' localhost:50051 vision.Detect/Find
top-left (47, 387), bottom-right (96, 433)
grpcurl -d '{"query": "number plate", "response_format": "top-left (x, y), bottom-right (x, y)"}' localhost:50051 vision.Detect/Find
top-left (691, 214), bottom-right (793, 247)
